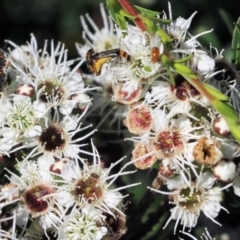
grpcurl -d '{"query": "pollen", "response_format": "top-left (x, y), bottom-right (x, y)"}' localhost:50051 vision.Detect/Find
top-left (38, 79), bottom-right (65, 103)
top-left (39, 125), bottom-right (66, 152)
top-left (74, 174), bottom-right (104, 203)
top-left (178, 187), bottom-right (202, 214)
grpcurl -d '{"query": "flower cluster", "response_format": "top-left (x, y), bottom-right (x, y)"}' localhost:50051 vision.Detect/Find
top-left (75, 1), bottom-right (240, 238)
top-left (1, 141), bottom-right (137, 239)
top-left (0, 31), bottom-right (138, 239)
top-left (1, 0), bottom-right (240, 239)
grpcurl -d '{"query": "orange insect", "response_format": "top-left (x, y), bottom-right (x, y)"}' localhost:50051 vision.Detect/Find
top-left (151, 47), bottom-right (160, 63)
top-left (86, 48), bottom-right (131, 76)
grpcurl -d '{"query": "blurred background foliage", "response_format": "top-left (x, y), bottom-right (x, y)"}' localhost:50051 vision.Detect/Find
top-left (1, 0), bottom-right (240, 239)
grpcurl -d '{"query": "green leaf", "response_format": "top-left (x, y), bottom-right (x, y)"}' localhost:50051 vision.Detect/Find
top-left (218, 8), bottom-right (234, 35)
top-left (232, 17), bottom-right (240, 70)
top-left (226, 117), bottom-right (240, 143)
top-left (166, 66), bottom-right (175, 86)
top-left (134, 5), bottom-right (172, 24)
top-left (118, 9), bottom-right (137, 19)
top-left (115, 14), bottom-right (127, 30)
top-left (212, 100), bottom-right (238, 120)
top-left (106, 0), bottom-right (127, 30)
top-left (202, 83), bottom-right (228, 101)
top-left (172, 62), bottom-right (196, 79)
top-left (211, 99), bottom-right (240, 143)
top-left (156, 29), bottom-right (173, 45)
top-left (134, 5), bottom-right (160, 17)
top-left (144, 66), bottom-right (152, 72)
top-left (173, 54), bottom-right (193, 63)
top-left (145, 16), bottom-right (172, 25)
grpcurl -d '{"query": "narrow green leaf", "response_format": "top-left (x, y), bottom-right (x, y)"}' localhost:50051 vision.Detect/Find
top-left (134, 5), bottom-right (160, 17)
top-left (156, 29), bottom-right (172, 44)
top-left (205, 96), bottom-right (240, 143)
top-left (106, 0), bottom-right (127, 30)
top-left (202, 83), bottom-right (228, 101)
top-left (134, 6), bottom-right (171, 24)
top-left (172, 62), bottom-right (196, 79)
top-left (226, 118), bottom-right (240, 143)
top-left (166, 66), bottom-right (175, 86)
top-left (231, 17), bottom-right (240, 70)
top-left (145, 16), bottom-right (172, 24)
top-left (212, 100), bottom-right (238, 120)
top-left (218, 8), bottom-right (234, 35)
top-left (173, 54), bottom-right (193, 63)
top-left (115, 13), bottom-right (127, 30)
top-left (118, 9), bottom-right (137, 19)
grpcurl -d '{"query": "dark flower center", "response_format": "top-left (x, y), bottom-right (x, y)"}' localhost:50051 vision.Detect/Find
top-left (24, 184), bottom-right (54, 213)
top-left (74, 175), bottom-right (103, 203)
top-left (39, 125), bottom-right (65, 152)
top-left (38, 80), bottom-right (64, 103)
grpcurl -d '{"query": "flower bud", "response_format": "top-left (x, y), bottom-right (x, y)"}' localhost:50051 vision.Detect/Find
top-left (213, 117), bottom-right (230, 138)
top-left (213, 159), bottom-right (236, 182)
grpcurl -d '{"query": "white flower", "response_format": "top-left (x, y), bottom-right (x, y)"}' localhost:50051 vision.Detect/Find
top-left (149, 171), bottom-right (227, 233)
top-left (7, 34), bottom-right (90, 115)
top-left (6, 95), bottom-right (43, 137)
top-left (23, 109), bottom-right (95, 161)
top-left (0, 127), bottom-right (19, 156)
top-left (71, 93), bottom-right (92, 111)
top-left (128, 109), bottom-right (202, 175)
top-left (163, 2), bottom-right (197, 47)
top-left (163, 2), bottom-right (213, 51)
top-left (76, 3), bottom-right (120, 58)
top-left (56, 142), bottom-right (139, 216)
top-left (0, 92), bottom-right (12, 126)
top-left (111, 26), bottom-right (163, 93)
top-left (0, 93), bottom-right (47, 156)
top-left (145, 80), bottom-right (208, 120)
top-left (191, 50), bottom-right (215, 76)
top-left (220, 141), bottom-right (240, 159)
top-left (85, 66), bottom-right (128, 129)
top-left (58, 205), bottom-right (107, 240)
top-left (4, 160), bottom-right (63, 230)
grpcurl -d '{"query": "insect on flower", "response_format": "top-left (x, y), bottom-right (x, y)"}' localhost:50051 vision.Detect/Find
top-left (0, 50), bottom-right (7, 91)
top-left (151, 47), bottom-right (160, 63)
top-left (86, 48), bottom-right (131, 76)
